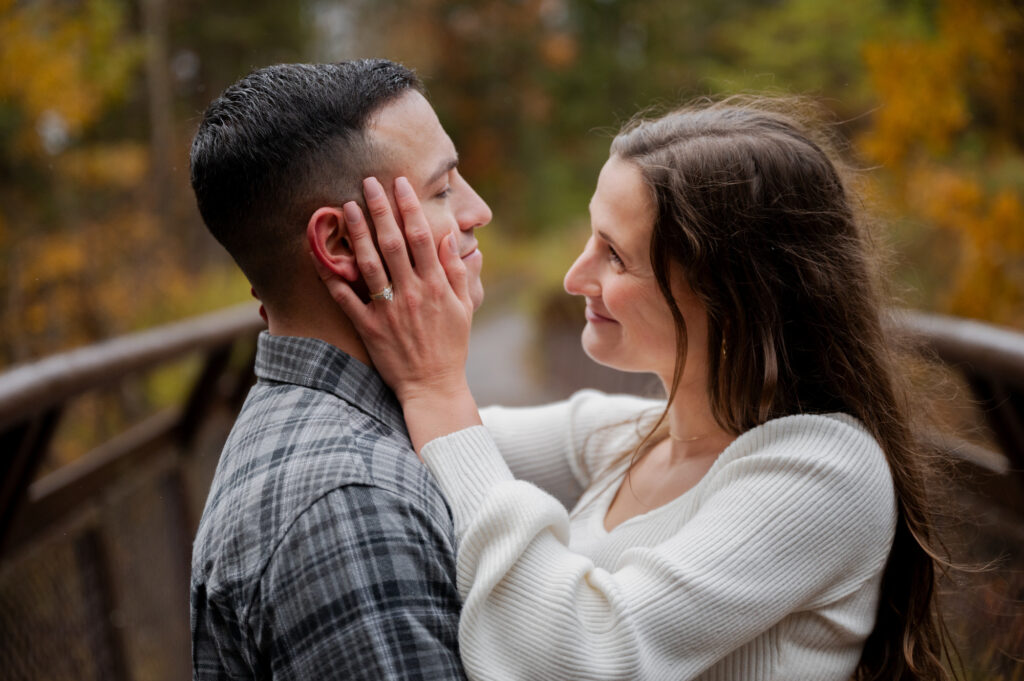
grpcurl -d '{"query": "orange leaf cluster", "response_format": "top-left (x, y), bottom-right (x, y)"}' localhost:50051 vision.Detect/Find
top-left (906, 167), bottom-right (1024, 323)
top-left (859, 0), bottom-right (1024, 326)
top-left (859, 41), bottom-right (966, 167)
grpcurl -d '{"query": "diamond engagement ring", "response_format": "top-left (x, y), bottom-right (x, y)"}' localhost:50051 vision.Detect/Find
top-left (369, 284), bottom-right (394, 302)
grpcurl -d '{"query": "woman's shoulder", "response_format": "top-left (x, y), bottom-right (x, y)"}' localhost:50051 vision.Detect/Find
top-left (742, 411), bottom-right (874, 438)
top-left (738, 411), bottom-right (883, 456)
top-left (716, 412), bottom-right (894, 501)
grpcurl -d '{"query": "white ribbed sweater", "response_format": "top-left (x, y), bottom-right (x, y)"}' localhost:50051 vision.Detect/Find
top-left (420, 390), bottom-right (898, 681)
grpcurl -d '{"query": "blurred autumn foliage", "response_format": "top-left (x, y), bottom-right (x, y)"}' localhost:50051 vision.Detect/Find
top-left (1, 2), bottom-right (1022, 677)
top-left (1, 0), bottom-right (1022, 355)
top-left (859, 0), bottom-right (1024, 325)
top-left (0, 0), bottom-right (305, 366)
top-left (1, 0), bottom-right (142, 362)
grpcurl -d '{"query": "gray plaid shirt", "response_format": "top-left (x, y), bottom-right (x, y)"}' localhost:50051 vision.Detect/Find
top-left (191, 332), bottom-right (466, 680)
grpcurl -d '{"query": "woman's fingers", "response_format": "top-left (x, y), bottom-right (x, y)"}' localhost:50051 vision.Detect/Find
top-left (439, 233), bottom-right (471, 306)
top-left (362, 177), bottom-right (413, 285)
top-left (309, 252), bottom-right (374, 330)
top-left (394, 177), bottom-right (443, 280)
top-left (342, 200), bottom-right (392, 297)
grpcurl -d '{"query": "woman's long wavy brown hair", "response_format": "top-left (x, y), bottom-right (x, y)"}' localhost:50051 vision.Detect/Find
top-left (609, 96), bottom-right (958, 681)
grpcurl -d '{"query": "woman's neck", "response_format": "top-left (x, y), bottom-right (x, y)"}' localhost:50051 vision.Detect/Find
top-left (662, 378), bottom-right (735, 462)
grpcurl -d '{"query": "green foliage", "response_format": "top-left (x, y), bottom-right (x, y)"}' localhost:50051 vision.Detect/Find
top-left (708, 0), bottom-right (936, 108)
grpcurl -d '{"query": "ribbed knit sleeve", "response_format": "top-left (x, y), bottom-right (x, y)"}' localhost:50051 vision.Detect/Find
top-left (420, 397), bottom-right (897, 681)
top-left (480, 390), bottom-right (663, 510)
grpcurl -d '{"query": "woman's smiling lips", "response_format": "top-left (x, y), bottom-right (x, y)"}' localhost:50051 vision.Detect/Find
top-left (585, 303), bottom-right (617, 324)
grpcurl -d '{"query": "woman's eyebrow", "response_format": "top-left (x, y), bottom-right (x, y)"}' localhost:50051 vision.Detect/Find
top-left (597, 229), bottom-right (624, 253)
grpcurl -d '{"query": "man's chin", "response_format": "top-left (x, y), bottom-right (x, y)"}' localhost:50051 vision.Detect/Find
top-left (470, 283), bottom-right (485, 311)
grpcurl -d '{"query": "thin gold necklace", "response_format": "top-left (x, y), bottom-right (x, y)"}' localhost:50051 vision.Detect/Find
top-left (669, 432), bottom-right (708, 442)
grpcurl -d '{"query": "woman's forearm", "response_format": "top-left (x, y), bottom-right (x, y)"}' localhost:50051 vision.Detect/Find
top-left (401, 382), bottom-right (483, 454)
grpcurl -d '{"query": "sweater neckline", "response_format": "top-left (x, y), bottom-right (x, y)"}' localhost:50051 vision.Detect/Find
top-left (589, 445), bottom-right (721, 537)
top-left (586, 411), bottom-right (865, 536)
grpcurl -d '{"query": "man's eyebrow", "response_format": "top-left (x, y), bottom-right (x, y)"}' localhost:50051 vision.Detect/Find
top-left (425, 156), bottom-right (459, 186)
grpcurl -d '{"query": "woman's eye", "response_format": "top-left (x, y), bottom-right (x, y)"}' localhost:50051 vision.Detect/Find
top-left (436, 186), bottom-right (452, 199)
top-left (608, 245), bottom-right (623, 266)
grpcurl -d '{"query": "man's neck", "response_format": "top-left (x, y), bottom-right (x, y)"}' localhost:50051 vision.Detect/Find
top-left (264, 297), bottom-right (372, 368)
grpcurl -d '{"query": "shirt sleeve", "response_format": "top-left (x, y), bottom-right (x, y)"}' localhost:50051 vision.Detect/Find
top-left (250, 485), bottom-right (468, 681)
top-left (420, 415), bottom-right (897, 681)
top-left (481, 390), bottom-right (663, 509)
top-left (192, 581), bottom-right (249, 680)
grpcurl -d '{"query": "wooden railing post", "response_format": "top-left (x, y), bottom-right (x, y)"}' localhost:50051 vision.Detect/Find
top-left (177, 344), bottom-right (234, 449)
top-left (74, 526), bottom-right (130, 681)
top-left (966, 375), bottom-right (1024, 469)
top-left (0, 303), bottom-right (264, 558)
top-left (0, 409), bottom-right (61, 552)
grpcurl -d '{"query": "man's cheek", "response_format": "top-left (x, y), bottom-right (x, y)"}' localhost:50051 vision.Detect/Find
top-left (420, 207), bottom-right (449, 244)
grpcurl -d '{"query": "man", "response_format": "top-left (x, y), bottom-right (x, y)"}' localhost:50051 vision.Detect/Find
top-left (189, 59), bottom-right (491, 680)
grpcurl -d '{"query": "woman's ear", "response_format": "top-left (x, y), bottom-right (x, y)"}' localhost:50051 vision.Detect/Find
top-left (306, 207), bottom-right (360, 282)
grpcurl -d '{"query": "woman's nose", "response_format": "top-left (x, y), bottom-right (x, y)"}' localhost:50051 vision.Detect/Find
top-left (564, 241), bottom-right (600, 297)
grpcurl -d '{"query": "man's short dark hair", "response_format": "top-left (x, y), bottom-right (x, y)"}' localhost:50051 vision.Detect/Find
top-left (189, 59), bottom-right (423, 297)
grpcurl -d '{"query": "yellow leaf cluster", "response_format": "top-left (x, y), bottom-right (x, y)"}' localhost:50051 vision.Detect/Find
top-left (9, 209), bottom-right (158, 355)
top-left (19, 239), bottom-right (87, 284)
top-left (0, 0), bottom-right (140, 159)
top-left (5, 198), bottom-right (252, 363)
top-left (55, 143), bottom-right (149, 189)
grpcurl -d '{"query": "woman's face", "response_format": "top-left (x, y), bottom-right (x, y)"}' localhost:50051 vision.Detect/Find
top-left (564, 156), bottom-right (710, 386)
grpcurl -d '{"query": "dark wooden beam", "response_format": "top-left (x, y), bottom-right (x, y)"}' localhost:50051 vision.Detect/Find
top-left (2, 409), bottom-right (180, 555)
top-left (0, 303), bottom-right (263, 432)
top-left (0, 409), bottom-right (61, 552)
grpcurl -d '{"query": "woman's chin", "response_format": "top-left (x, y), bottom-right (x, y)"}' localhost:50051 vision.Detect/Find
top-left (580, 333), bottom-right (623, 371)
top-left (581, 333), bottom-right (658, 376)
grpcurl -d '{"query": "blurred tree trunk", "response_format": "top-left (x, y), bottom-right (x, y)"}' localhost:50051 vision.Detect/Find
top-left (141, 0), bottom-right (173, 238)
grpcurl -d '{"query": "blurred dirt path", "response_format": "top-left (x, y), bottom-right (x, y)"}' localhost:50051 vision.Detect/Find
top-left (465, 305), bottom-right (658, 408)
top-left (466, 309), bottom-right (552, 407)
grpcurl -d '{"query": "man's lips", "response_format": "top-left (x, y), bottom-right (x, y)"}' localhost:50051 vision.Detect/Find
top-left (460, 243), bottom-right (480, 260)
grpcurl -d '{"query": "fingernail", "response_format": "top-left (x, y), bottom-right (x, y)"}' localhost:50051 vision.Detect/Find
top-left (363, 177), bottom-right (382, 199)
top-left (343, 201), bottom-right (360, 224)
top-left (395, 176), bottom-right (413, 198)
top-left (447, 233), bottom-right (459, 254)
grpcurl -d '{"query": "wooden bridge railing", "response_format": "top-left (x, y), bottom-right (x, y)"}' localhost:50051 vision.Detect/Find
top-left (0, 302), bottom-right (263, 681)
top-left (899, 310), bottom-right (1024, 515)
top-left (0, 304), bottom-right (1021, 680)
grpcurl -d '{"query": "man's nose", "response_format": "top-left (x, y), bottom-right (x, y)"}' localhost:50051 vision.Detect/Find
top-left (456, 178), bottom-right (492, 232)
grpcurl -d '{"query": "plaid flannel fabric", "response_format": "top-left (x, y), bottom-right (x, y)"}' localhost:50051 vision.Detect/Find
top-left (191, 333), bottom-right (466, 680)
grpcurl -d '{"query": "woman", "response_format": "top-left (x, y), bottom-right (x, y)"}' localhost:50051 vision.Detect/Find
top-left (318, 98), bottom-right (955, 680)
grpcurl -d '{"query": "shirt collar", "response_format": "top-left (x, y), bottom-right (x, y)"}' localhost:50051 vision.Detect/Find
top-left (253, 331), bottom-right (406, 436)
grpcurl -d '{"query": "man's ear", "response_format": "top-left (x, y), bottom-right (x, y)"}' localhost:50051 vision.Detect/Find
top-left (306, 207), bottom-right (360, 282)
